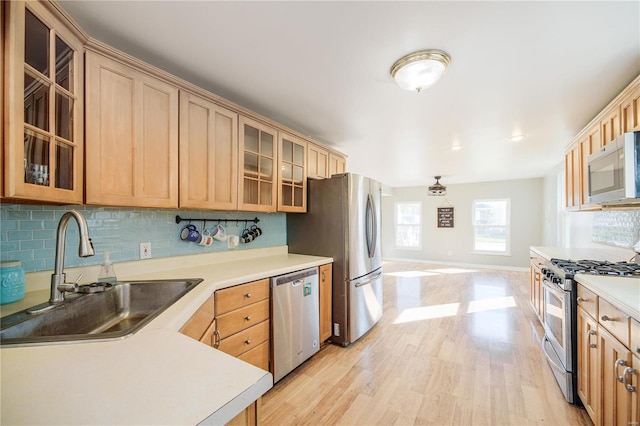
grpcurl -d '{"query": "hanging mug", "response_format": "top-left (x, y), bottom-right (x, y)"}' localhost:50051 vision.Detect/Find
top-left (180, 224), bottom-right (200, 242)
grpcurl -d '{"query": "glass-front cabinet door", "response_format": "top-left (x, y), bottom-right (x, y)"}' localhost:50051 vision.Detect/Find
top-left (238, 115), bottom-right (278, 212)
top-left (4, 2), bottom-right (85, 203)
top-left (278, 133), bottom-right (307, 212)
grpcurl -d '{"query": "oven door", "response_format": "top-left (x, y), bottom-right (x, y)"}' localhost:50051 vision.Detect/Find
top-left (541, 278), bottom-right (572, 371)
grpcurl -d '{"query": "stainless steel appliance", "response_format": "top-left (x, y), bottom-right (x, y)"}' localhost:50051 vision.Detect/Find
top-left (271, 267), bottom-right (320, 383)
top-left (588, 130), bottom-right (640, 204)
top-left (540, 258), bottom-right (640, 404)
top-left (287, 173), bottom-right (383, 347)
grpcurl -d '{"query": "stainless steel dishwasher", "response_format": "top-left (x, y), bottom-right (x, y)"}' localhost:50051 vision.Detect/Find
top-left (271, 267), bottom-right (320, 383)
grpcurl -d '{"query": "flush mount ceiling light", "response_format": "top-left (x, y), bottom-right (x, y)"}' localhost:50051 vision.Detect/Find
top-left (509, 134), bottom-right (527, 142)
top-left (390, 49), bottom-right (451, 92)
top-left (428, 176), bottom-right (447, 196)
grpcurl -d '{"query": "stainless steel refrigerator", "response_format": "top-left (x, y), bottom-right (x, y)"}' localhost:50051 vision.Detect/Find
top-left (287, 173), bottom-right (383, 346)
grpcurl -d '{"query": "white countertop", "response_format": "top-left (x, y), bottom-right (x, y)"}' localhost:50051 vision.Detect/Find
top-left (575, 274), bottom-right (640, 321)
top-left (1, 246), bottom-right (332, 425)
top-left (530, 246), bottom-right (633, 263)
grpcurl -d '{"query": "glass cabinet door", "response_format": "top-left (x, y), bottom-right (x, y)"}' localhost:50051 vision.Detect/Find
top-left (278, 133), bottom-right (307, 212)
top-left (238, 115), bottom-right (278, 212)
top-left (5, 2), bottom-right (84, 202)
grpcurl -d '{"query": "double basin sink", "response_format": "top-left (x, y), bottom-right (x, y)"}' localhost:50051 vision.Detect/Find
top-left (0, 279), bottom-right (203, 346)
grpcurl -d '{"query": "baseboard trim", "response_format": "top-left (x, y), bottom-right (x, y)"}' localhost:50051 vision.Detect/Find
top-left (382, 257), bottom-right (529, 272)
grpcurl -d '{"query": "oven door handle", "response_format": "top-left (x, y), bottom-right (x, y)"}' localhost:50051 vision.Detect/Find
top-left (541, 279), bottom-right (564, 296)
top-left (541, 334), bottom-right (565, 373)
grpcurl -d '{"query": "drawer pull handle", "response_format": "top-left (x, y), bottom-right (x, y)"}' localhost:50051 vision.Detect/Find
top-left (601, 315), bottom-right (614, 322)
top-left (577, 296), bottom-right (588, 303)
top-left (616, 359), bottom-right (628, 383)
top-left (245, 316), bottom-right (252, 321)
top-left (213, 330), bottom-right (221, 349)
top-left (587, 329), bottom-right (596, 349)
top-left (623, 367), bottom-right (637, 393)
top-left (636, 346), bottom-right (640, 354)
top-left (245, 293), bottom-right (252, 298)
top-left (245, 339), bottom-right (251, 345)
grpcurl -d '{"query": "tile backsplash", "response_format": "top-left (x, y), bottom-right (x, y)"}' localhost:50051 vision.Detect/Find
top-left (592, 209), bottom-right (640, 248)
top-left (0, 204), bottom-right (286, 273)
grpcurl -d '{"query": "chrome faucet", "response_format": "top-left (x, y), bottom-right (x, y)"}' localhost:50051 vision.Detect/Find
top-left (49, 210), bottom-right (95, 303)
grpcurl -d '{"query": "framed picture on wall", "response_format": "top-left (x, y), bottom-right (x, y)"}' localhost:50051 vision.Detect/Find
top-left (437, 207), bottom-right (454, 228)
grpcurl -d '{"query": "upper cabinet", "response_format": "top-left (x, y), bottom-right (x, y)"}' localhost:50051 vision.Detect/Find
top-left (179, 91), bottom-right (238, 210)
top-left (238, 116), bottom-right (278, 212)
top-left (3, 1), bottom-right (85, 203)
top-left (307, 143), bottom-right (329, 179)
top-left (329, 153), bottom-right (347, 176)
top-left (564, 74), bottom-right (639, 211)
top-left (85, 50), bottom-right (179, 208)
top-left (278, 133), bottom-right (307, 212)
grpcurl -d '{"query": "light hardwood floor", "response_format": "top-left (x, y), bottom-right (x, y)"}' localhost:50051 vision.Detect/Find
top-left (261, 261), bottom-right (592, 425)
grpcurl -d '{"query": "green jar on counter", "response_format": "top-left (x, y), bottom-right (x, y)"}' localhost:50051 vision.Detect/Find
top-left (1, 261), bottom-right (26, 305)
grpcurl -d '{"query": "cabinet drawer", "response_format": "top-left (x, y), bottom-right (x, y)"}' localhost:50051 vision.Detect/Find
top-left (217, 320), bottom-right (269, 357)
top-left (598, 298), bottom-right (630, 346)
top-left (237, 341), bottom-right (269, 371)
top-left (577, 285), bottom-right (598, 320)
top-left (179, 293), bottom-right (216, 341)
top-left (530, 255), bottom-right (545, 269)
top-left (216, 279), bottom-right (269, 315)
top-left (631, 318), bottom-right (640, 356)
top-left (216, 299), bottom-right (270, 339)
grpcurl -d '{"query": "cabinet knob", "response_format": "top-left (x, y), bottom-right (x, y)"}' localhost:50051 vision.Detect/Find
top-left (601, 315), bottom-right (614, 322)
top-left (245, 293), bottom-right (251, 298)
top-left (245, 339), bottom-right (251, 345)
top-left (244, 316), bottom-right (251, 321)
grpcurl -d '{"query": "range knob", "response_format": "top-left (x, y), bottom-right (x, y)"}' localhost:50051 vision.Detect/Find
top-left (552, 277), bottom-right (562, 284)
top-left (541, 268), bottom-right (549, 275)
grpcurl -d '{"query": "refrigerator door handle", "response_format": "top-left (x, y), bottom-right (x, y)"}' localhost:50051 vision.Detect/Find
top-left (365, 194), bottom-right (377, 259)
top-left (352, 269), bottom-right (383, 288)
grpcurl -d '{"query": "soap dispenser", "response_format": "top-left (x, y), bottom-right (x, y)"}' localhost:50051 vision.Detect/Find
top-left (97, 251), bottom-right (117, 285)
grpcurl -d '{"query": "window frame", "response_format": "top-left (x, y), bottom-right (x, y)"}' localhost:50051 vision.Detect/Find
top-left (394, 201), bottom-right (422, 250)
top-left (471, 198), bottom-right (511, 256)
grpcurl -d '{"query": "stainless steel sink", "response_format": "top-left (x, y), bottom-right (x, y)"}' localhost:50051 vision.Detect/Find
top-left (0, 279), bottom-right (203, 346)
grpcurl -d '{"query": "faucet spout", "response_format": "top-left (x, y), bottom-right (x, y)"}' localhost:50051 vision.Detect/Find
top-left (50, 210), bottom-right (95, 304)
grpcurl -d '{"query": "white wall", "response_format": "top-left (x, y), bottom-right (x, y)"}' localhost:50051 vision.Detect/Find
top-left (381, 178), bottom-right (543, 268)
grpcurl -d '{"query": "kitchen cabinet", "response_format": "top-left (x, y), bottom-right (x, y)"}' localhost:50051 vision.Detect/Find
top-left (278, 132), bottom-right (307, 212)
top-left (308, 142), bottom-right (329, 179)
top-left (227, 399), bottom-right (261, 426)
top-left (601, 106), bottom-right (622, 147)
top-left (319, 263), bottom-right (332, 344)
top-left (85, 50), bottom-right (179, 207)
top-left (621, 83), bottom-right (640, 133)
top-left (564, 142), bottom-right (581, 210)
top-left (3, 1), bottom-right (85, 203)
top-left (529, 254), bottom-right (544, 323)
top-left (179, 91), bottom-right (238, 210)
top-left (238, 116), bottom-right (278, 212)
top-left (329, 152), bottom-right (346, 176)
top-left (214, 279), bottom-right (271, 371)
top-left (577, 283), bottom-right (639, 426)
top-left (180, 292), bottom-right (216, 345)
top-left (577, 305), bottom-right (600, 423)
top-left (578, 125), bottom-right (602, 209)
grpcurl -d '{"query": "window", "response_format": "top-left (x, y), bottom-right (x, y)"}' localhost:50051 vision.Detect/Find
top-left (472, 199), bottom-right (510, 255)
top-left (395, 202), bottom-right (421, 249)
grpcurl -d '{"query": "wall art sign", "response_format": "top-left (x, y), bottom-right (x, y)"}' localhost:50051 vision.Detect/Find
top-left (437, 207), bottom-right (454, 228)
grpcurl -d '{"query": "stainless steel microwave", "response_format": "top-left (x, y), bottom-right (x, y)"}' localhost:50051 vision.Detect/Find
top-left (587, 131), bottom-right (640, 204)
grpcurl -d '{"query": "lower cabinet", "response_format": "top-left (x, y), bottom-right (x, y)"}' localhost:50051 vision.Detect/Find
top-left (529, 254), bottom-right (544, 323)
top-left (319, 263), bottom-right (332, 344)
top-left (577, 284), bottom-right (639, 426)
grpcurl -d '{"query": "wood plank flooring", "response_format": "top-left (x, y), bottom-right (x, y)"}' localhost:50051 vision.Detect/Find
top-left (261, 261), bottom-right (593, 425)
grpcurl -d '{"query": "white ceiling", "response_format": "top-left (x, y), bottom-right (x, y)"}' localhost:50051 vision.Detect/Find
top-left (58, 1), bottom-right (640, 188)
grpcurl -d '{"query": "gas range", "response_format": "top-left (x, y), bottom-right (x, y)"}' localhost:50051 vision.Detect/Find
top-left (545, 258), bottom-right (640, 282)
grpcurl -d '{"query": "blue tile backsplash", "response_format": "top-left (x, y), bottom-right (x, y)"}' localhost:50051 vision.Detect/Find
top-left (0, 204), bottom-right (286, 273)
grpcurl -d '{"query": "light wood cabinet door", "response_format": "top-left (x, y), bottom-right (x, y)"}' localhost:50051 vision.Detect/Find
top-left (226, 398), bottom-right (261, 426)
top-left (85, 51), bottom-right (179, 207)
top-left (578, 306), bottom-right (600, 424)
top-left (529, 259), bottom-right (544, 323)
top-left (179, 91), bottom-right (238, 210)
top-left (278, 132), bottom-right (307, 212)
top-left (565, 143), bottom-right (580, 210)
top-left (329, 153), bottom-right (346, 176)
top-left (632, 355), bottom-right (640, 426)
top-left (600, 326), bottom-right (633, 426)
top-left (621, 83), bottom-right (640, 133)
top-left (307, 143), bottom-right (329, 179)
top-left (319, 263), bottom-right (333, 343)
top-left (601, 106), bottom-right (622, 147)
top-left (238, 116), bottom-right (278, 212)
top-left (4, 1), bottom-right (85, 203)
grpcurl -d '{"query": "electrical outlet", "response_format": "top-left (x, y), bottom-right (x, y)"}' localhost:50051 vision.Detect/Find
top-left (140, 242), bottom-right (151, 259)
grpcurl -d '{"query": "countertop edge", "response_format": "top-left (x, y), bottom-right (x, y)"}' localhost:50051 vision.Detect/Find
top-left (574, 274), bottom-right (640, 321)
